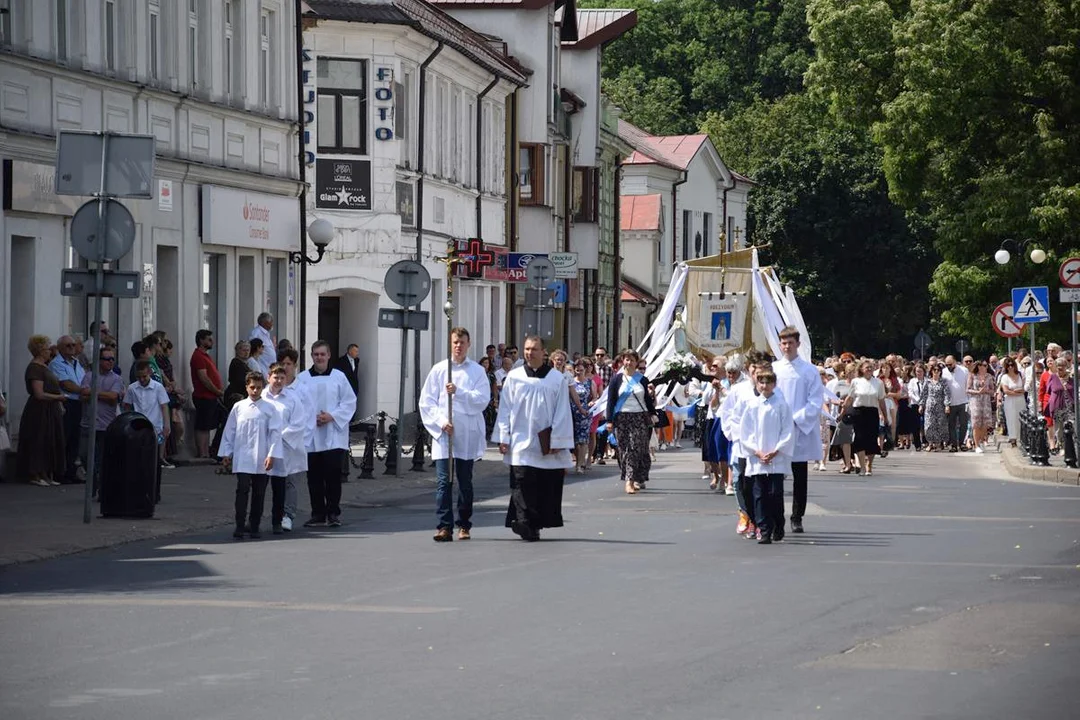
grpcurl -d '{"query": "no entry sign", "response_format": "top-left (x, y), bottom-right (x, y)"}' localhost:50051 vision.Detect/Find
top-left (991, 302), bottom-right (1023, 338)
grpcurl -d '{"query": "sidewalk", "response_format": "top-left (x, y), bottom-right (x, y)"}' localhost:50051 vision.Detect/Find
top-left (998, 443), bottom-right (1080, 485)
top-left (0, 446), bottom-right (514, 567)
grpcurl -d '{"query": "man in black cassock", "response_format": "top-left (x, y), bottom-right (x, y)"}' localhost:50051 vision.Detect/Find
top-left (495, 335), bottom-right (575, 541)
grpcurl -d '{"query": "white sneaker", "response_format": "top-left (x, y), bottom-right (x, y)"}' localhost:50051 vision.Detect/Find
top-left (674, 442), bottom-right (682, 449)
top-left (160, 459), bottom-right (176, 469)
top-left (724, 484), bottom-right (735, 496)
top-left (974, 446), bottom-right (984, 454)
top-left (281, 516), bottom-right (293, 532)
top-left (701, 474), bottom-right (711, 481)
top-left (30, 478), bottom-right (50, 487)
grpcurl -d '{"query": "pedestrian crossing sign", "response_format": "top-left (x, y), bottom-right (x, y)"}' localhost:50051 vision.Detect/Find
top-left (1011, 286), bottom-right (1050, 323)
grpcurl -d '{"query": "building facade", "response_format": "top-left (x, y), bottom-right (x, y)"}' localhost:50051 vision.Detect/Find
top-left (301, 0), bottom-right (526, 419)
top-left (0, 0), bottom-right (300, 440)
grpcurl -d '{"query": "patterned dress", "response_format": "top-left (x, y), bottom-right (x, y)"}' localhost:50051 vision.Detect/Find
top-left (968, 374), bottom-right (994, 430)
top-left (571, 379), bottom-right (592, 444)
top-left (923, 379), bottom-right (951, 445)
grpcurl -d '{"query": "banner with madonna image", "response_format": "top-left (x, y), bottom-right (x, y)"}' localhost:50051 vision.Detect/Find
top-left (693, 294), bottom-right (749, 355)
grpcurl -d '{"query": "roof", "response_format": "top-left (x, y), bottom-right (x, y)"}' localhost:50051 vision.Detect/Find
top-left (304, 0), bottom-right (529, 85)
top-left (621, 277), bottom-right (660, 304)
top-left (617, 119), bottom-right (681, 171)
top-left (625, 133), bottom-right (707, 171)
top-left (561, 8), bottom-right (637, 49)
top-left (731, 169), bottom-right (758, 185)
top-left (431, 0), bottom-right (578, 41)
top-left (620, 193), bottom-right (663, 232)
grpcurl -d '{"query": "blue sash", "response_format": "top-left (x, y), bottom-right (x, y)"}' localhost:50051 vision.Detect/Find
top-left (612, 372), bottom-right (644, 416)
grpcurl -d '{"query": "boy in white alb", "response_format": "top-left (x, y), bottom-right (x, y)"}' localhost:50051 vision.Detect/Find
top-left (123, 360), bottom-right (170, 503)
top-left (738, 369), bottom-right (794, 545)
top-left (219, 371), bottom-right (283, 539)
top-left (262, 362), bottom-right (308, 534)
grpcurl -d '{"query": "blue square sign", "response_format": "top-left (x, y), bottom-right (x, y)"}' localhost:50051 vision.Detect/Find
top-left (1011, 286), bottom-right (1050, 323)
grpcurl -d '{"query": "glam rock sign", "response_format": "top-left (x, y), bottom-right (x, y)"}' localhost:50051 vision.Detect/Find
top-left (315, 158), bottom-right (372, 210)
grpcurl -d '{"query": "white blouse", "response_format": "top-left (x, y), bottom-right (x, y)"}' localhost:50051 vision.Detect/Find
top-left (850, 377), bottom-right (885, 408)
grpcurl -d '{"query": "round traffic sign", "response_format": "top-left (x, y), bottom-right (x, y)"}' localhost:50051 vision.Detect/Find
top-left (383, 260), bottom-right (431, 307)
top-left (991, 302), bottom-right (1023, 338)
top-left (70, 198), bottom-right (136, 262)
top-left (1059, 257), bottom-right (1080, 288)
top-left (524, 257), bottom-right (555, 287)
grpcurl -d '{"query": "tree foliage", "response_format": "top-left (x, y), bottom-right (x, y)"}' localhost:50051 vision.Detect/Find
top-left (807, 0), bottom-right (1080, 345)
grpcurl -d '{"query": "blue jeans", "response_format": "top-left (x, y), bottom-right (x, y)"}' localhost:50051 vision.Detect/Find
top-left (435, 458), bottom-right (474, 530)
top-left (731, 456), bottom-right (750, 515)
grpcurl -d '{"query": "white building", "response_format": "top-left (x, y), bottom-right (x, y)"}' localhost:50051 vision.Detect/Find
top-left (618, 120), bottom-right (753, 298)
top-left (0, 1), bottom-right (300, 443)
top-left (301, 0), bottom-right (527, 419)
top-left (430, 0), bottom-right (577, 344)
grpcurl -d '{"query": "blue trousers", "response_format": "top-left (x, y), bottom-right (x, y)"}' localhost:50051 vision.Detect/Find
top-left (435, 458), bottom-right (475, 530)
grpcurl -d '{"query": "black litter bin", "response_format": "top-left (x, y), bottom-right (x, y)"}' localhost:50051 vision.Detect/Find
top-left (100, 412), bottom-right (159, 518)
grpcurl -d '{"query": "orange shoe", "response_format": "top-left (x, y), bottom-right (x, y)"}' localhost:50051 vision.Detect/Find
top-left (736, 511), bottom-right (749, 534)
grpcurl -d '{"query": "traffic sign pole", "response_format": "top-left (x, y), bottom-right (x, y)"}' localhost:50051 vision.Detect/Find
top-left (84, 134), bottom-right (110, 524)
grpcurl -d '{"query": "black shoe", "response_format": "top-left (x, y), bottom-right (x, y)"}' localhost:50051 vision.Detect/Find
top-left (791, 518), bottom-right (804, 533)
top-left (248, 527), bottom-right (261, 539)
top-left (758, 534), bottom-right (772, 545)
top-left (772, 530), bottom-right (785, 542)
top-left (303, 517), bottom-right (326, 527)
top-left (511, 520), bottom-right (538, 541)
top-left (327, 515), bottom-right (342, 527)
top-left (233, 526), bottom-right (245, 539)
top-left (272, 524), bottom-right (284, 535)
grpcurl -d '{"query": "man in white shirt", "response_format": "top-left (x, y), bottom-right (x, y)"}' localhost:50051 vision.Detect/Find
top-left (419, 327), bottom-right (491, 542)
top-left (49, 335), bottom-right (86, 484)
top-left (295, 340), bottom-right (356, 527)
top-left (495, 335), bottom-right (574, 541)
top-left (773, 326), bottom-right (824, 534)
top-left (249, 312), bottom-right (278, 368)
top-left (123, 360), bottom-right (171, 503)
top-left (942, 355), bottom-right (970, 451)
top-left (273, 347), bottom-right (313, 529)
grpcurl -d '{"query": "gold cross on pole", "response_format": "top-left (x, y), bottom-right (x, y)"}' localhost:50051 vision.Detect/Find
top-left (732, 227), bottom-right (743, 247)
top-left (433, 240), bottom-right (468, 303)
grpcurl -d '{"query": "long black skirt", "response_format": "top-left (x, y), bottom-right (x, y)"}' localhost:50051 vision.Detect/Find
top-left (851, 406), bottom-right (880, 455)
top-left (505, 465), bottom-right (565, 531)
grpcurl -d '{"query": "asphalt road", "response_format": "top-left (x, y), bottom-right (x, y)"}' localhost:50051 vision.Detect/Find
top-left (2, 448), bottom-right (1079, 720)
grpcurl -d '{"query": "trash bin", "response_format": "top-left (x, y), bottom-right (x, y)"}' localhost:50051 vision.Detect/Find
top-left (100, 412), bottom-right (159, 518)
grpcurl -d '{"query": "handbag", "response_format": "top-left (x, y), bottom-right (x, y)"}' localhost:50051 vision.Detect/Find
top-left (653, 409), bottom-right (670, 429)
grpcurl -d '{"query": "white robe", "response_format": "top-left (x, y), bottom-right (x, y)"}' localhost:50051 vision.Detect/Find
top-left (720, 377), bottom-right (756, 458)
top-left (262, 386), bottom-right (309, 476)
top-left (774, 356), bottom-right (824, 462)
top-left (419, 357), bottom-right (491, 461)
top-left (218, 398), bottom-right (284, 475)
top-left (495, 365), bottom-right (574, 470)
top-left (739, 392), bottom-right (795, 477)
top-left (295, 367), bottom-right (356, 452)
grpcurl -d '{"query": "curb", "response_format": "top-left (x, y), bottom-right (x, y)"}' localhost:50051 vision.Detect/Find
top-left (999, 445), bottom-right (1080, 485)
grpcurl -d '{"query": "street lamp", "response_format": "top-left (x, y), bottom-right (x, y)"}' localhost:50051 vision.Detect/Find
top-left (291, 218), bottom-right (334, 265)
top-left (994, 238), bottom-right (1046, 266)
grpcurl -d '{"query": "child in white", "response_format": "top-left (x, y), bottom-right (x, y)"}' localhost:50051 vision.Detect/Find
top-left (123, 360), bottom-right (170, 503)
top-left (262, 363), bottom-right (308, 533)
top-left (219, 371), bottom-right (283, 540)
top-left (738, 370), bottom-right (794, 544)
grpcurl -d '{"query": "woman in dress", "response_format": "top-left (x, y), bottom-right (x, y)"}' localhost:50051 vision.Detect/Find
top-left (16, 335), bottom-right (67, 486)
top-left (478, 356), bottom-right (499, 441)
top-left (1045, 358), bottom-right (1074, 453)
top-left (817, 366), bottom-right (833, 471)
top-left (880, 361), bottom-right (901, 453)
top-left (895, 364), bottom-right (917, 449)
top-left (841, 359), bottom-right (886, 476)
top-left (923, 363), bottom-right (952, 451)
top-left (607, 349), bottom-right (657, 494)
top-left (827, 362), bottom-right (856, 472)
top-left (967, 360), bottom-right (994, 453)
top-left (996, 357), bottom-right (1026, 446)
top-left (570, 359), bottom-right (595, 474)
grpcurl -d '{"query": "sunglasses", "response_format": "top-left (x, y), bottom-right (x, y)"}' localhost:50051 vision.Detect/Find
top-left (101, 357), bottom-right (116, 362)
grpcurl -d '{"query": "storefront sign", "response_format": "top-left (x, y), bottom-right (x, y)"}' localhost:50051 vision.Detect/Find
top-left (549, 251), bottom-right (579, 279)
top-left (374, 66), bottom-right (394, 141)
top-left (201, 185), bottom-right (300, 252)
top-left (5, 160), bottom-right (82, 215)
top-left (315, 159), bottom-right (371, 210)
top-left (158, 179), bottom-right (173, 211)
top-left (301, 48), bottom-right (316, 165)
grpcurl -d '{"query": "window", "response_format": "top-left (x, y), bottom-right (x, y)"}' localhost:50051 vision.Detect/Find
top-left (726, 216), bottom-right (734, 252)
top-left (519, 143), bottom-right (545, 205)
top-left (682, 210), bottom-right (691, 261)
top-left (0, 1), bottom-right (10, 47)
top-left (55, 0), bottom-right (68, 61)
top-left (493, 104), bottom-right (505, 193)
top-left (149, 1), bottom-right (160, 80)
top-left (316, 58), bottom-right (367, 155)
top-left (105, 0), bottom-right (117, 72)
top-left (260, 9), bottom-right (274, 107)
top-left (572, 167), bottom-right (598, 223)
top-left (188, 0), bottom-right (199, 88)
top-left (434, 79), bottom-right (447, 176)
top-left (702, 212), bottom-right (712, 256)
top-left (450, 89), bottom-right (461, 181)
top-left (224, 0), bottom-right (234, 95)
top-left (465, 98), bottom-right (475, 188)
